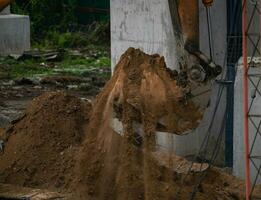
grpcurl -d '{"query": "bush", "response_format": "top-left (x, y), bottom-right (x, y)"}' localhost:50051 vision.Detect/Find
top-left (11, 0), bottom-right (110, 49)
top-left (11, 0), bottom-right (78, 37)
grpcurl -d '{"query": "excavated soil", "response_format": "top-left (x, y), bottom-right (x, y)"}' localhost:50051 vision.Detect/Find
top-left (0, 48), bottom-right (260, 200)
top-left (69, 48), bottom-right (259, 200)
top-left (0, 91), bottom-right (92, 190)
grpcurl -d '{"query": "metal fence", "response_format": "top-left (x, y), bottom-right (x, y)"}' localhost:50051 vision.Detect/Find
top-left (243, 0), bottom-right (261, 199)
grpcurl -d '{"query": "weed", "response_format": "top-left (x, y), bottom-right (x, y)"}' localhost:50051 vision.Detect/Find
top-left (0, 55), bottom-right (110, 79)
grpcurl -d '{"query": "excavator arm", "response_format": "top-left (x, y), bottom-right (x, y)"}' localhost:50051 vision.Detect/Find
top-left (169, 0), bottom-right (220, 84)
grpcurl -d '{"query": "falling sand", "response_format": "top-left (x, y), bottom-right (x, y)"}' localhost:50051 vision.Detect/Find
top-left (0, 48), bottom-right (260, 200)
top-left (70, 48), bottom-right (256, 200)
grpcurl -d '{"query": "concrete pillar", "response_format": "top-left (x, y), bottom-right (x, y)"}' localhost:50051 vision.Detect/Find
top-left (0, 6), bottom-right (30, 56)
top-left (233, 58), bottom-right (261, 184)
top-left (110, 0), bottom-right (179, 71)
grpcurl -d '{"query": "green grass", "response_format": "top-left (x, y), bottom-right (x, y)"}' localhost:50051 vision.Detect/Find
top-left (33, 31), bottom-right (91, 50)
top-left (0, 28), bottom-right (111, 80)
top-left (1, 55), bottom-right (111, 79)
top-left (2, 59), bottom-right (52, 79)
top-left (54, 56), bottom-right (111, 76)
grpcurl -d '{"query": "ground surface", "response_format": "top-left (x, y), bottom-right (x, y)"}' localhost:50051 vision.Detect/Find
top-left (0, 48), bottom-right (260, 200)
top-left (0, 50), bottom-right (110, 199)
top-left (0, 47), bottom-right (111, 129)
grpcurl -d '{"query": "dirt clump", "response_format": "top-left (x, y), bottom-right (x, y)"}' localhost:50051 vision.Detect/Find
top-left (70, 48), bottom-right (253, 200)
top-left (40, 75), bottom-right (85, 85)
top-left (0, 91), bottom-right (92, 190)
top-left (0, 128), bottom-right (5, 140)
top-left (0, 48), bottom-right (260, 200)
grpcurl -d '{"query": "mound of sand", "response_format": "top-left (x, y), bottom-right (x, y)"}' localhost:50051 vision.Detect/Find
top-left (0, 91), bottom-right (92, 190)
top-left (0, 48), bottom-right (260, 200)
top-left (71, 48), bottom-right (254, 200)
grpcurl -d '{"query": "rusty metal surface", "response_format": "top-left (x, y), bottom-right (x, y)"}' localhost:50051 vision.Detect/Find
top-left (178, 0), bottom-right (199, 49)
top-left (0, 0), bottom-right (13, 12)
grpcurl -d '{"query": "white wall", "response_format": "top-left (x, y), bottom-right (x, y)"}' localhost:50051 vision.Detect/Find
top-left (110, 0), bottom-right (179, 71)
top-left (233, 58), bottom-right (261, 184)
top-left (233, 1), bottom-right (261, 184)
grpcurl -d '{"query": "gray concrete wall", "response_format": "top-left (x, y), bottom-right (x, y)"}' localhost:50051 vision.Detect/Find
top-left (0, 14), bottom-right (30, 55)
top-left (233, 58), bottom-right (261, 184)
top-left (110, 0), bottom-right (228, 164)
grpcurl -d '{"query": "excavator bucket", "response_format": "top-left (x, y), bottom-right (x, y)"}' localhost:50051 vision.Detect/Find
top-left (110, 0), bottom-right (221, 138)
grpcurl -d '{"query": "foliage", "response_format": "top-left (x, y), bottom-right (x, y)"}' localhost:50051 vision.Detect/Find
top-left (3, 59), bottom-right (52, 78)
top-left (33, 21), bottom-right (110, 49)
top-left (6, 0), bottom-right (111, 80)
top-left (1, 54), bottom-right (110, 79)
top-left (11, 0), bottom-right (78, 38)
top-left (11, 1), bottom-right (110, 48)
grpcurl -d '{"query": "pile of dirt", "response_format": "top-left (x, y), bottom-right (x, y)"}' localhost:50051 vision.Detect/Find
top-left (70, 48), bottom-right (256, 200)
top-left (0, 91), bottom-right (92, 190)
top-left (0, 48), bottom-right (260, 200)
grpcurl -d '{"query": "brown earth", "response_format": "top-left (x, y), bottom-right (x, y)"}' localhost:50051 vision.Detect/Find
top-left (0, 48), bottom-right (260, 200)
top-left (0, 128), bottom-right (5, 140)
top-left (69, 48), bottom-right (260, 200)
top-left (0, 91), bottom-right (92, 190)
